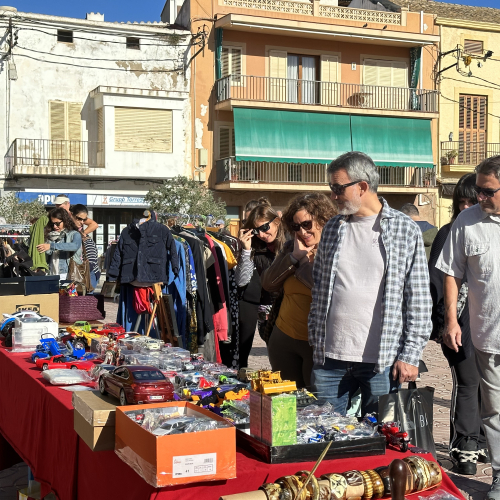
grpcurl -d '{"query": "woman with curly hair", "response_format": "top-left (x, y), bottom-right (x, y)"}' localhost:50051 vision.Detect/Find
top-left (37, 207), bottom-right (82, 279)
top-left (261, 193), bottom-right (336, 388)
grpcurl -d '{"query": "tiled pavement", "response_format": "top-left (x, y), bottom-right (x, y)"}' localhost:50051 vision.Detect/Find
top-left (0, 302), bottom-right (492, 499)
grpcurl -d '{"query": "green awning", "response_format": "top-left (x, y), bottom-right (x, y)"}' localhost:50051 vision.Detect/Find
top-left (350, 115), bottom-right (433, 168)
top-left (233, 108), bottom-right (351, 164)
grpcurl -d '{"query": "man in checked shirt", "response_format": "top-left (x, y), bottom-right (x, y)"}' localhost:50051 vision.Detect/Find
top-left (308, 151), bottom-right (432, 416)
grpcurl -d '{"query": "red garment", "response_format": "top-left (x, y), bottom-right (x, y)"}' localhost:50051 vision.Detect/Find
top-left (0, 346), bottom-right (465, 500)
top-left (133, 287), bottom-right (153, 315)
top-left (204, 235), bottom-right (228, 348)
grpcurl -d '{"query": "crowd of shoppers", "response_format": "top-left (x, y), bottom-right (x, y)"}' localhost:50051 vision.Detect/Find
top-left (234, 152), bottom-right (500, 499)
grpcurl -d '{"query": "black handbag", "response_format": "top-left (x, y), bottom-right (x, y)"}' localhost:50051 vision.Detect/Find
top-left (379, 381), bottom-right (436, 458)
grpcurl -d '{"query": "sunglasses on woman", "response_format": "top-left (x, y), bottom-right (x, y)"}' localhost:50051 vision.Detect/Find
top-left (75, 215), bottom-right (87, 222)
top-left (251, 217), bottom-right (277, 235)
top-left (290, 220), bottom-right (313, 232)
top-left (51, 221), bottom-right (62, 227)
top-left (329, 180), bottom-right (361, 195)
top-left (473, 185), bottom-right (500, 198)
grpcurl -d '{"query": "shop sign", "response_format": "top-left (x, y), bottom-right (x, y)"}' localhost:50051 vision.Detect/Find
top-left (17, 192), bottom-right (87, 206)
top-left (89, 195), bottom-right (147, 207)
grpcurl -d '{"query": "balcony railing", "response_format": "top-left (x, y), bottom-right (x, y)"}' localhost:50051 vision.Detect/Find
top-left (216, 157), bottom-right (436, 187)
top-left (220, 0), bottom-right (403, 24)
top-left (216, 75), bottom-right (438, 113)
top-left (5, 138), bottom-right (104, 176)
top-left (441, 141), bottom-right (500, 166)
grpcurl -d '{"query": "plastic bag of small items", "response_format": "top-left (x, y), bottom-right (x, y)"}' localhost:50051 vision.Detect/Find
top-left (42, 368), bottom-right (93, 385)
top-left (124, 406), bottom-right (231, 436)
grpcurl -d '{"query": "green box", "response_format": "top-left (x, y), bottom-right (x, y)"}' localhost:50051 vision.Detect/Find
top-left (261, 393), bottom-right (297, 446)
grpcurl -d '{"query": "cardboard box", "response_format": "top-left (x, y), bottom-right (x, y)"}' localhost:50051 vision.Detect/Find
top-left (0, 293), bottom-right (59, 323)
top-left (73, 390), bottom-right (118, 451)
top-left (250, 390), bottom-right (296, 447)
top-left (115, 401), bottom-right (236, 487)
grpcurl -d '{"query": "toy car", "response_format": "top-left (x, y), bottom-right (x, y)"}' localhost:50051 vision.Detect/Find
top-left (152, 416), bottom-right (196, 436)
top-left (64, 326), bottom-right (102, 347)
top-left (138, 338), bottom-right (162, 351)
top-left (31, 334), bottom-right (88, 362)
top-left (1, 311), bottom-right (44, 338)
top-left (35, 354), bottom-right (95, 371)
top-left (72, 321), bottom-right (92, 333)
top-left (380, 422), bottom-right (411, 452)
top-left (91, 323), bottom-right (126, 338)
top-left (99, 365), bottom-right (175, 406)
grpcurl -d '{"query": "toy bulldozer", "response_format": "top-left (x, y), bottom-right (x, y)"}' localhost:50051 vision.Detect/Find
top-left (250, 370), bottom-right (297, 395)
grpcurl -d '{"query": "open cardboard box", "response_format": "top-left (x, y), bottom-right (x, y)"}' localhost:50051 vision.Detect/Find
top-left (115, 401), bottom-right (236, 487)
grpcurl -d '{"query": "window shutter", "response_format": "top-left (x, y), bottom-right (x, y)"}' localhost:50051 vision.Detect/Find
top-left (115, 108), bottom-right (173, 153)
top-left (392, 62), bottom-right (408, 87)
top-left (221, 47), bottom-right (230, 78)
top-left (231, 48), bottom-right (242, 84)
top-left (231, 128), bottom-right (235, 157)
top-left (378, 61), bottom-right (392, 87)
top-left (464, 40), bottom-right (483, 55)
top-left (363, 61), bottom-right (379, 86)
top-left (49, 101), bottom-right (66, 162)
top-left (320, 55), bottom-right (338, 105)
top-left (97, 108), bottom-right (104, 152)
top-left (67, 103), bottom-right (82, 163)
top-left (459, 94), bottom-right (488, 164)
top-left (219, 127), bottom-right (230, 159)
top-left (269, 50), bottom-right (287, 102)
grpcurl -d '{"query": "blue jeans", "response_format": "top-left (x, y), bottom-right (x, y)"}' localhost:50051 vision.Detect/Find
top-left (311, 358), bottom-right (398, 417)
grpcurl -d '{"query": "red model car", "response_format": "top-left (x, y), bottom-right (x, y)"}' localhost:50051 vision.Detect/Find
top-left (91, 323), bottom-right (126, 338)
top-left (35, 355), bottom-right (95, 371)
top-left (99, 365), bottom-right (175, 406)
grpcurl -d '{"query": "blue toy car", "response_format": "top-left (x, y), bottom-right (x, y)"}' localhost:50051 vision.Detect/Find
top-left (31, 334), bottom-right (94, 362)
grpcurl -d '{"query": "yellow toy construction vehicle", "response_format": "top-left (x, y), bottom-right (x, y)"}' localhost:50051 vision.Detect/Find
top-left (250, 370), bottom-right (297, 395)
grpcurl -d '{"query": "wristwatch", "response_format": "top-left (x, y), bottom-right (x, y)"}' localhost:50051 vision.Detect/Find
top-left (343, 470), bottom-right (365, 500)
top-left (320, 473), bottom-right (348, 500)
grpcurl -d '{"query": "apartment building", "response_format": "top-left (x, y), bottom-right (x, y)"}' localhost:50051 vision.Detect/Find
top-left (393, 0), bottom-right (500, 226)
top-left (164, 0), bottom-right (439, 221)
top-left (0, 7), bottom-right (191, 251)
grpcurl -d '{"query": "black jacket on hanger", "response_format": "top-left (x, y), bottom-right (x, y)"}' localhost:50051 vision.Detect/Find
top-left (108, 219), bottom-right (179, 284)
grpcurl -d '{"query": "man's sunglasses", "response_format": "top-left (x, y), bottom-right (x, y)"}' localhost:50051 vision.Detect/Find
top-left (473, 185), bottom-right (500, 198)
top-left (251, 217), bottom-right (277, 235)
top-left (290, 220), bottom-right (313, 232)
top-left (51, 221), bottom-right (62, 227)
top-left (75, 215), bottom-right (87, 222)
top-left (328, 180), bottom-right (361, 195)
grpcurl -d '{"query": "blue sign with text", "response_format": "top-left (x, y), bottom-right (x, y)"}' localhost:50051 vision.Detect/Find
top-left (17, 192), bottom-right (88, 206)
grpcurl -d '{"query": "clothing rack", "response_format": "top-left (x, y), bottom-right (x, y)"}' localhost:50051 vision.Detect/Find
top-left (0, 224), bottom-right (31, 238)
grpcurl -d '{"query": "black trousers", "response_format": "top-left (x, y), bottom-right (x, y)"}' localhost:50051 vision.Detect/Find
top-left (238, 300), bottom-right (259, 369)
top-left (449, 353), bottom-right (487, 450)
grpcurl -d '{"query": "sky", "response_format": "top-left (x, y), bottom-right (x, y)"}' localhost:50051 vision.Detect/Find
top-left (8, 0), bottom-right (500, 22)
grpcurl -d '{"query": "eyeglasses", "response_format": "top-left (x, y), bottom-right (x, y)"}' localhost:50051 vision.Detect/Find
top-left (290, 220), bottom-right (313, 232)
top-left (251, 217), bottom-right (277, 235)
top-left (75, 215), bottom-right (87, 222)
top-left (51, 221), bottom-right (62, 227)
top-left (473, 185), bottom-right (500, 198)
top-left (328, 180), bottom-right (361, 196)
top-left (241, 219), bottom-right (247, 225)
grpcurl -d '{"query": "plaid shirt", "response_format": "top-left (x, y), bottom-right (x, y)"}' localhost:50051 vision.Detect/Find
top-left (308, 198), bottom-right (432, 373)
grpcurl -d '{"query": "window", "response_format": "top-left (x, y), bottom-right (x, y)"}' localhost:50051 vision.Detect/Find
top-left (115, 107), bottom-right (173, 153)
top-left (459, 95), bottom-right (487, 164)
top-left (286, 54), bottom-right (319, 104)
top-left (126, 37), bottom-right (140, 50)
top-left (49, 101), bottom-right (82, 163)
top-left (362, 59), bottom-right (408, 109)
top-left (218, 126), bottom-right (235, 159)
top-left (464, 40), bottom-right (483, 55)
top-left (363, 59), bottom-right (407, 87)
top-left (221, 46), bottom-right (242, 84)
top-left (57, 30), bottom-right (73, 43)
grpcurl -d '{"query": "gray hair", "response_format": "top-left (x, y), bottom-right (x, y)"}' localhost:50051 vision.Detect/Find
top-left (476, 155), bottom-right (500, 180)
top-left (400, 203), bottom-right (419, 217)
top-left (327, 151), bottom-right (379, 192)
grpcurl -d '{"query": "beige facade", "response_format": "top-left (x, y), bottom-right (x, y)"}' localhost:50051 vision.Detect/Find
top-left (437, 18), bottom-right (500, 227)
top-left (165, 0), bottom-right (440, 224)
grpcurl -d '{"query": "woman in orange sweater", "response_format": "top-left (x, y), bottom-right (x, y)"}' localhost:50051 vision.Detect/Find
top-left (261, 193), bottom-right (336, 388)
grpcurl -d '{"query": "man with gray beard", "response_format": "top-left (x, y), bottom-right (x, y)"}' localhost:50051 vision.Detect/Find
top-left (308, 151), bottom-right (432, 416)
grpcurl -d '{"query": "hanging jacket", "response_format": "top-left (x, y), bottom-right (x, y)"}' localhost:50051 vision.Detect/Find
top-left (28, 216), bottom-right (49, 271)
top-left (108, 219), bottom-right (179, 284)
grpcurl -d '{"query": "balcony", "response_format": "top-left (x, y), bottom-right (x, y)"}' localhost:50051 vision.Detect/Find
top-left (5, 139), bottom-right (104, 178)
top-left (216, 157), bottom-right (436, 191)
top-left (219, 0), bottom-right (403, 25)
top-left (215, 76), bottom-right (438, 115)
top-left (441, 141), bottom-right (500, 170)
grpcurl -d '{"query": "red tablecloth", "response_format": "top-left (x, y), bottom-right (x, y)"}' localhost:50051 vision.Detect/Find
top-left (0, 347), bottom-right (465, 500)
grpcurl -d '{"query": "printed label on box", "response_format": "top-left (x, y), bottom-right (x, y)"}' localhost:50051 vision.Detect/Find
top-left (172, 453), bottom-right (217, 478)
